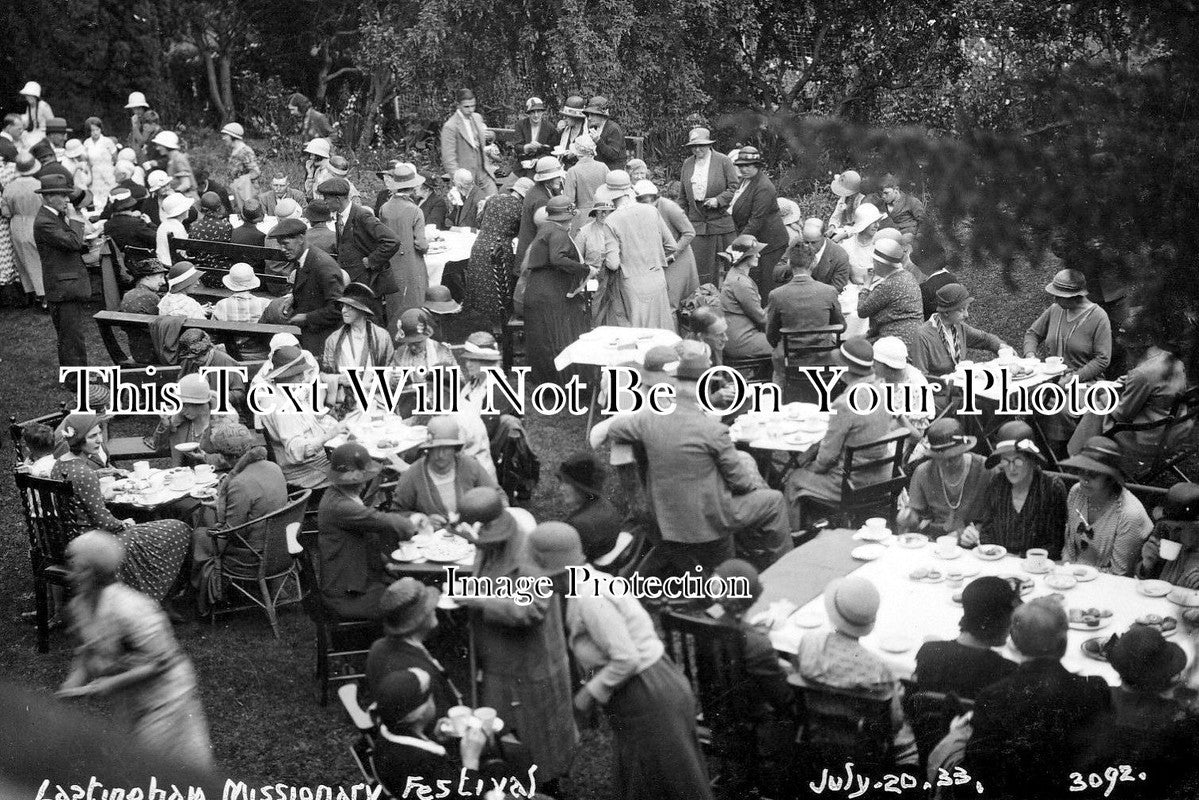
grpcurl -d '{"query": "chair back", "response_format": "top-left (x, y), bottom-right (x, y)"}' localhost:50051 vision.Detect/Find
top-left (781, 325), bottom-right (845, 402)
top-left (14, 472), bottom-right (79, 575)
top-left (840, 427), bottom-right (910, 525)
top-left (900, 680), bottom-right (974, 769)
top-left (792, 676), bottom-right (894, 772)
top-left (660, 610), bottom-right (754, 740)
top-left (10, 408), bottom-right (70, 463)
top-left (723, 355), bottom-right (774, 383)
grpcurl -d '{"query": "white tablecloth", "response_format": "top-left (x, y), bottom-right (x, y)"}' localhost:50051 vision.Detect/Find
top-left (944, 358), bottom-right (1061, 402)
top-left (327, 412), bottom-right (429, 460)
top-left (769, 541), bottom-right (1194, 687)
top-left (553, 326), bottom-right (682, 372)
top-left (426, 228), bottom-right (477, 286)
top-left (729, 405), bottom-right (830, 453)
top-left (839, 284), bottom-right (869, 338)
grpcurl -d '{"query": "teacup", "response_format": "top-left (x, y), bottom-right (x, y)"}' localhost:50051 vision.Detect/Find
top-left (936, 535), bottom-right (959, 558)
top-left (133, 460), bottom-right (151, 479)
top-left (865, 517), bottom-right (887, 533)
top-left (447, 706), bottom-right (473, 736)
top-left (1160, 538), bottom-right (1183, 561)
top-left (194, 464), bottom-right (215, 478)
top-left (1045, 356), bottom-right (1064, 367)
top-left (1026, 548), bottom-right (1050, 571)
top-left (473, 706), bottom-right (497, 733)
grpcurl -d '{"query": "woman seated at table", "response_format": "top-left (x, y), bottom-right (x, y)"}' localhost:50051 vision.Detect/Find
top-left (388, 308), bottom-right (457, 394)
top-left (408, 368), bottom-right (497, 482)
top-left (960, 421), bottom-right (1067, 558)
top-left (1024, 269), bottom-right (1113, 448)
top-left (190, 422), bottom-right (288, 614)
top-left (257, 345), bottom-right (347, 489)
top-left (319, 442), bottom-right (414, 620)
top-left (1059, 436), bottom-right (1153, 576)
top-left (149, 374), bottom-right (237, 467)
top-left (1068, 326), bottom-right (1192, 472)
top-left (390, 417), bottom-right (498, 523)
top-left (320, 282), bottom-right (394, 412)
top-left (50, 414), bottom-right (191, 604)
top-left (898, 419), bottom-right (989, 538)
top-left (718, 235), bottom-right (772, 361)
top-left (1136, 482), bottom-right (1199, 586)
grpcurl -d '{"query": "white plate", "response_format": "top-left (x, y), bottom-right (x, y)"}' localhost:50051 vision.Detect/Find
top-left (974, 544), bottom-right (1007, 561)
top-left (1066, 564), bottom-right (1098, 582)
top-left (877, 635), bottom-right (917, 654)
top-left (391, 544), bottom-right (423, 562)
top-left (1137, 580), bottom-right (1172, 598)
top-left (898, 533), bottom-right (928, 549)
top-left (1038, 362), bottom-right (1068, 375)
top-left (852, 544), bottom-right (888, 561)
top-left (932, 548), bottom-right (963, 560)
top-left (1168, 587), bottom-right (1199, 608)
top-left (1068, 615), bottom-right (1112, 631)
top-left (189, 487), bottom-right (218, 500)
top-left (1045, 573), bottom-right (1078, 591)
top-left (1021, 559), bottom-right (1052, 574)
top-left (791, 609), bottom-right (825, 629)
top-left (854, 527), bottom-right (893, 542)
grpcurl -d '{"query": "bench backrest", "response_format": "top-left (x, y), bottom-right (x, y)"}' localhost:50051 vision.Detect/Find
top-left (94, 310), bottom-right (300, 364)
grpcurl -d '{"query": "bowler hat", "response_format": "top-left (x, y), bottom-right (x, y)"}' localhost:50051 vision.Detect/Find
top-left (317, 177), bottom-right (350, 197)
top-left (527, 522), bottom-right (586, 576)
top-left (326, 442), bottom-right (381, 485)
top-left (379, 578), bottom-right (440, 636)
top-left (423, 285), bottom-right (461, 315)
top-left (925, 418), bottom-right (977, 459)
top-left (335, 282), bottom-right (377, 316)
top-left (268, 217), bottom-right (307, 239)
top-left (1045, 269), bottom-right (1088, 298)
top-left (302, 200), bottom-right (332, 223)
top-left (1060, 436), bottom-right (1127, 485)
top-left (35, 173), bottom-right (74, 195)
top-left (824, 576), bottom-right (880, 637)
top-left (984, 421), bottom-right (1045, 468)
top-left (830, 170), bottom-right (863, 197)
top-left (1109, 625), bottom-right (1187, 691)
top-left (222, 262), bottom-right (261, 293)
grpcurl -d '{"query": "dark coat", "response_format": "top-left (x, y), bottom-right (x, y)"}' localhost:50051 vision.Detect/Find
top-left (565, 495), bottom-right (623, 562)
top-left (590, 119), bottom-right (627, 170)
top-left (811, 240), bottom-right (852, 293)
top-left (292, 245), bottom-right (344, 354)
top-left (34, 206), bottom-right (91, 302)
top-left (230, 224), bottom-right (266, 248)
top-left (515, 181), bottom-right (553, 267)
top-left (765, 274), bottom-right (844, 349)
top-left (446, 185), bottom-right (484, 229)
top-left (105, 213), bottom-right (158, 253)
top-left (679, 152), bottom-right (739, 236)
top-left (390, 454), bottom-right (498, 516)
top-left (316, 485), bottom-right (413, 609)
top-left (514, 117), bottom-right (556, 156)
top-left (419, 191), bottom-right (449, 231)
top-left (920, 269), bottom-right (958, 319)
top-left (365, 636), bottom-right (464, 717)
top-left (336, 204), bottom-right (401, 296)
top-left (730, 172), bottom-right (788, 250)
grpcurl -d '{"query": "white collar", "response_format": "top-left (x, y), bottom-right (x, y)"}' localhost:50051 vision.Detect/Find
top-left (43, 204), bottom-right (62, 217)
top-left (299, 248), bottom-right (310, 264)
top-left (812, 240), bottom-right (827, 261)
top-left (338, 203), bottom-right (353, 226)
top-left (377, 726), bottom-right (447, 755)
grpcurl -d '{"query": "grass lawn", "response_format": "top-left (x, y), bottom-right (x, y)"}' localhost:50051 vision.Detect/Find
top-left (0, 137), bottom-right (1061, 795)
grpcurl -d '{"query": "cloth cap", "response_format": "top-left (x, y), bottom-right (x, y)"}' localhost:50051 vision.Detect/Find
top-left (527, 522), bottom-right (586, 576)
top-left (302, 200), bottom-right (332, 223)
top-left (379, 579), bottom-right (440, 636)
top-left (327, 442), bottom-right (381, 485)
top-left (960, 575), bottom-right (1021, 637)
top-left (872, 336), bottom-right (908, 369)
top-left (220, 122), bottom-right (245, 139)
top-left (1109, 624), bottom-right (1188, 690)
top-left (177, 373), bottom-right (214, 405)
top-left (935, 283), bottom-right (972, 312)
top-left (375, 668), bottom-right (432, 729)
top-left (222, 262), bottom-right (261, 292)
top-left (824, 576), bottom-right (880, 637)
top-left (268, 217), bottom-right (307, 239)
top-left (642, 345), bottom-right (679, 374)
top-left (836, 337), bottom-right (875, 375)
top-left (674, 349), bottom-right (712, 381)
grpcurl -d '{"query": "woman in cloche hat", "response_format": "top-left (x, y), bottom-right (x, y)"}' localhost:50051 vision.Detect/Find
top-left (1060, 436), bottom-right (1152, 575)
top-left (716, 233), bottom-right (772, 361)
top-left (729, 145), bottom-right (790, 299)
top-left (899, 417), bottom-right (987, 538)
top-left (390, 417), bottom-right (498, 523)
top-left (320, 281), bottom-right (394, 410)
top-left (523, 195), bottom-right (591, 386)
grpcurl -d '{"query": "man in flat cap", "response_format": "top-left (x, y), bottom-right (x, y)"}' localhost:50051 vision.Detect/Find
top-left (317, 178), bottom-right (399, 322)
top-left (269, 217), bottom-right (344, 354)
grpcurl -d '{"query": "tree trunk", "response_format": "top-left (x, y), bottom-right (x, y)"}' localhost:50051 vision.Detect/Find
top-left (201, 49), bottom-right (228, 121)
top-left (355, 69), bottom-right (395, 150)
top-left (219, 53), bottom-right (235, 122)
top-left (315, 42), bottom-right (333, 107)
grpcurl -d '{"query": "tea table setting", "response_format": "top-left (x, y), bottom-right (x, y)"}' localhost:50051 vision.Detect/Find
top-left (102, 459), bottom-right (223, 512)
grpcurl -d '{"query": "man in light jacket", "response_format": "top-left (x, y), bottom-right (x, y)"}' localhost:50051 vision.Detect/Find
top-left (439, 89), bottom-right (497, 198)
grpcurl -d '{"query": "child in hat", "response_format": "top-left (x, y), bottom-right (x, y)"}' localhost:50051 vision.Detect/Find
top-left (158, 261), bottom-right (208, 318)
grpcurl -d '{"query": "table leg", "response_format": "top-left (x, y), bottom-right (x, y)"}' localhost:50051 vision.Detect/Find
top-left (584, 373), bottom-right (600, 431)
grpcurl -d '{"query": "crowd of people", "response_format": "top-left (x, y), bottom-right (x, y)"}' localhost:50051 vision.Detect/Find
top-left (6, 81), bottom-right (1199, 800)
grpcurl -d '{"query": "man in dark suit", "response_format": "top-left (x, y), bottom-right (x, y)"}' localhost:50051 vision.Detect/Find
top-left (366, 578), bottom-right (464, 718)
top-left (230, 200), bottom-right (267, 247)
top-left (801, 218), bottom-right (851, 292)
top-left (103, 188), bottom-right (157, 253)
top-left (679, 128), bottom-right (739, 286)
top-left (766, 245), bottom-right (845, 389)
top-left (964, 598), bottom-right (1110, 799)
top-left (583, 96), bottom-right (626, 171)
top-left (513, 97), bottom-right (556, 178)
top-left (34, 173), bottom-right (92, 373)
top-left (193, 168), bottom-right (234, 217)
top-left (318, 177), bottom-right (399, 321)
top-left (417, 179), bottom-right (449, 230)
top-left (445, 168), bottom-right (485, 229)
top-left (270, 218), bottom-right (343, 354)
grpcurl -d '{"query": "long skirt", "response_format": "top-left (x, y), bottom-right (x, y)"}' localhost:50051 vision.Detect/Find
top-left (692, 232), bottom-right (733, 288)
top-left (10, 218), bottom-right (42, 295)
top-left (664, 248), bottom-right (700, 311)
top-left (525, 295), bottom-right (590, 386)
top-left (605, 657), bottom-right (714, 800)
top-left (0, 217), bottom-right (15, 284)
top-left (481, 665), bottom-right (577, 782)
top-left (465, 241), bottom-right (514, 331)
top-left (126, 661), bottom-right (213, 769)
top-left (120, 520), bottom-right (191, 603)
top-left (622, 269), bottom-right (675, 332)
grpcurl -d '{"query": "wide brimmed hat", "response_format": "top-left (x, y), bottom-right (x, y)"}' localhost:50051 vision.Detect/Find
top-left (334, 281), bottom-right (377, 316)
top-left (684, 127), bottom-right (716, 148)
top-left (220, 122), bottom-right (245, 140)
top-left (558, 451), bottom-right (606, 497)
top-left (984, 421), bottom-right (1045, 468)
top-left (19, 81), bottom-right (42, 99)
top-left (397, 308), bottom-right (428, 343)
top-left (146, 170), bottom-right (171, 192)
top-left (849, 203), bottom-right (886, 234)
top-left (222, 262), bottom-right (261, 292)
top-left (423, 285), bottom-right (461, 314)
top-left (560, 95), bottom-right (587, 119)
top-left (266, 345), bottom-right (309, 382)
top-left (835, 337), bottom-right (874, 376)
top-left (545, 196), bottom-right (575, 221)
top-left (63, 139), bottom-right (85, 159)
top-left (719, 234), bottom-right (767, 267)
top-left (125, 91), bottom-right (148, 109)
top-left (377, 161), bottom-right (425, 189)
top-left (161, 193), bottom-right (194, 219)
top-left (925, 418), bottom-right (977, 459)
top-left (176, 373), bottom-right (216, 406)
top-left (166, 261), bottom-right (201, 292)
top-left (421, 416), bottom-right (464, 449)
top-left (150, 130), bottom-right (180, 150)
top-left (1060, 436), bottom-right (1127, 484)
top-left (830, 170), bottom-right (863, 197)
top-left (872, 336), bottom-right (909, 369)
top-left (302, 200), bottom-right (332, 223)
top-left (462, 331), bottom-right (502, 362)
top-left (527, 522), bottom-right (587, 576)
top-left (327, 442), bottom-right (381, 485)
top-left (304, 138), bottom-right (332, 159)
top-left (583, 96), bottom-right (610, 116)
top-left (1109, 625), bottom-right (1187, 691)
top-left (533, 156), bottom-right (565, 182)
top-left (733, 146), bottom-right (764, 167)
top-left (35, 174), bottom-right (74, 195)
top-left (824, 576), bottom-right (880, 637)
top-left (1045, 268), bottom-right (1088, 298)
top-left (380, 578), bottom-right (440, 636)
top-left (16, 155), bottom-right (40, 177)
top-left (935, 283), bottom-right (973, 313)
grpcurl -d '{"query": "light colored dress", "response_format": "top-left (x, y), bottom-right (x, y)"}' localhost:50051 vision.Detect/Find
top-left (562, 156), bottom-right (608, 232)
top-left (0, 159), bottom-right (16, 284)
top-left (84, 135), bottom-right (119, 208)
top-left (3, 174), bottom-right (44, 295)
top-left (654, 196), bottom-right (699, 310)
top-left (841, 234), bottom-right (875, 285)
top-left (68, 583), bottom-right (213, 768)
top-left (605, 201), bottom-right (676, 331)
top-left (228, 140), bottom-right (260, 209)
top-left (379, 194), bottom-right (429, 324)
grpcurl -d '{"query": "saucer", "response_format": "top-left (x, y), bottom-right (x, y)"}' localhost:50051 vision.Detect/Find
top-left (852, 544), bottom-right (888, 561)
top-left (932, 548), bottom-right (962, 560)
top-left (877, 635), bottom-right (916, 654)
top-left (898, 533), bottom-right (928, 549)
top-left (1137, 580), bottom-right (1172, 598)
top-left (1021, 559), bottom-right (1052, 574)
top-left (974, 544), bottom-right (1007, 561)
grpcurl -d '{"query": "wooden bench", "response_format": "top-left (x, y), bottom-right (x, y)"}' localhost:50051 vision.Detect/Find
top-left (167, 235), bottom-right (292, 298)
top-left (94, 310), bottom-right (300, 364)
